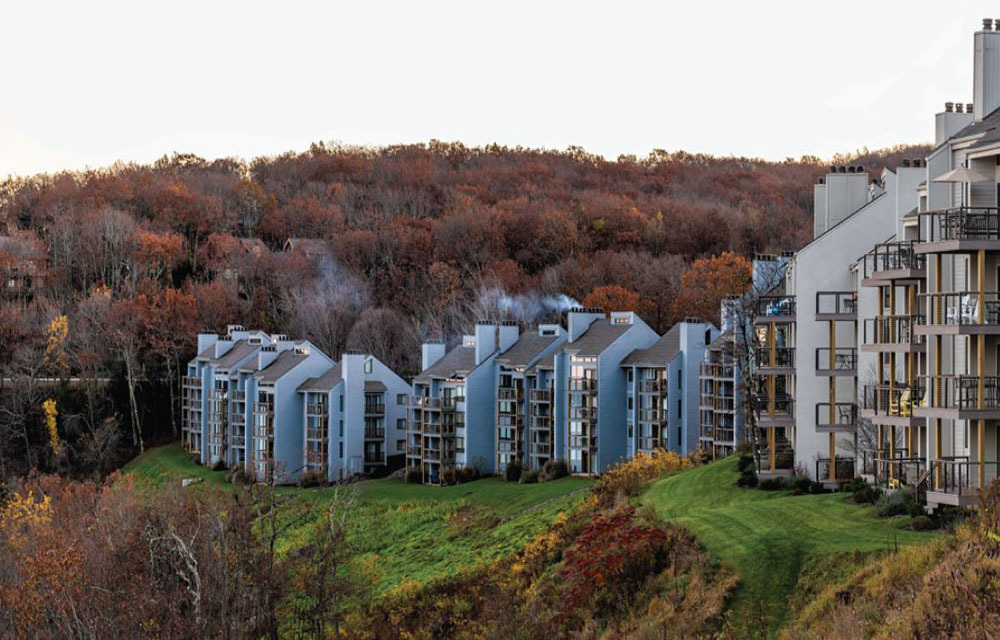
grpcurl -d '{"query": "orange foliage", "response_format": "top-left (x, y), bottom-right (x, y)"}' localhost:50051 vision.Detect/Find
top-left (671, 251), bottom-right (752, 325)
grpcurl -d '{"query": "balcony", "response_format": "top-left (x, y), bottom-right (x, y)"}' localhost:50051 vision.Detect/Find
top-left (364, 403), bottom-right (386, 415)
top-left (714, 396), bottom-right (735, 412)
top-left (497, 414), bottom-right (523, 428)
top-left (497, 440), bottom-right (520, 454)
top-left (305, 450), bottom-right (328, 467)
top-left (364, 451), bottom-right (384, 465)
top-left (406, 445), bottom-right (421, 457)
top-left (411, 397), bottom-right (442, 411)
top-left (860, 241), bottom-right (925, 285)
top-left (756, 396), bottom-right (794, 427)
top-left (639, 379), bottom-right (666, 393)
top-left (814, 402), bottom-right (857, 433)
top-left (753, 296), bottom-right (796, 324)
top-left (568, 434), bottom-right (597, 450)
top-left (532, 442), bottom-right (552, 456)
top-left (530, 389), bottom-right (552, 402)
top-left (815, 291), bottom-right (858, 321)
top-left (861, 384), bottom-right (925, 425)
top-left (568, 407), bottom-right (597, 421)
top-left (927, 459), bottom-right (999, 507)
top-left (569, 378), bottom-right (597, 392)
top-left (918, 375), bottom-right (1000, 419)
top-left (917, 292), bottom-right (1000, 334)
top-left (364, 427), bottom-right (386, 440)
top-left (861, 315), bottom-right (925, 352)
top-left (755, 346), bottom-right (795, 373)
top-left (814, 457), bottom-right (857, 483)
top-left (306, 403), bottom-right (327, 416)
top-left (917, 206), bottom-right (1000, 253)
top-left (638, 408), bottom-right (664, 423)
top-left (815, 348), bottom-right (857, 376)
top-left (306, 427), bottom-right (326, 441)
top-left (498, 388), bottom-right (522, 401)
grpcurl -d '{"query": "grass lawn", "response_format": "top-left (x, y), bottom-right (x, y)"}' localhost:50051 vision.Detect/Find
top-left (123, 444), bottom-right (593, 596)
top-left (641, 456), bottom-right (938, 632)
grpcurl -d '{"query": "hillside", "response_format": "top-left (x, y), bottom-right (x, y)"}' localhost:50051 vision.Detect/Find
top-left (123, 444), bottom-right (594, 596)
top-left (641, 457), bottom-right (937, 632)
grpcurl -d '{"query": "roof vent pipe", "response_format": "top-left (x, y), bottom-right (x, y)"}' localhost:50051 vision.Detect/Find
top-left (985, 18), bottom-right (994, 30)
top-left (968, 103), bottom-right (975, 113)
top-left (956, 103), bottom-right (965, 113)
top-left (902, 159), bottom-right (910, 167)
top-left (945, 101), bottom-right (954, 112)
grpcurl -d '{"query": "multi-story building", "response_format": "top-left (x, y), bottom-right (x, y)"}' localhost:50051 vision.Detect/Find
top-left (408, 323), bottom-right (503, 484)
top-left (493, 323), bottom-right (568, 475)
top-left (297, 351), bottom-right (410, 481)
top-left (699, 329), bottom-right (741, 458)
top-left (622, 319), bottom-right (718, 457)
top-left (552, 309), bottom-right (660, 475)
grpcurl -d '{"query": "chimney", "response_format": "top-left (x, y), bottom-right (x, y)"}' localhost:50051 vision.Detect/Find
top-left (974, 19), bottom-right (1000, 121)
top-left (421, 342), bottom-right (446, 371)
top-left (197, 333), bottom-right (219, 357)
top-left (474, 322), bottom-right (497, 365)
top-left (567, 308), bottom-right (604, 342)
top-left (498, 321), bottom-right (519, 353)
top-left (258, 344), bottom-right (279, 371)
top-left (936, 101), bottom-right (974, 145)
top-left (814, 165), bottom-right (868, 237)
top-left (214, 336), bottom-right (234, 359)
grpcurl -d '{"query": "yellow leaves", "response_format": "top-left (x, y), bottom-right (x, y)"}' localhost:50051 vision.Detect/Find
top-left (0, 489), bottom-right (53, 547)
top-left (43, 398), bottom-right (61, 456)
top-left (44, 315), bottom-right (69, 374)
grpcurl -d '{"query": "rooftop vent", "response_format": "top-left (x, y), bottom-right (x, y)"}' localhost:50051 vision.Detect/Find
top-left (818, 177), bottom-right (825, 184)
top-left (683, 317), bottom-right (701, 324)
top-left (956, 103), bottom-right (965, 113)
top-left (945, 101), bottom-right (955, 112)
top-left (501, 320), bottom-right (518, 326)
top-left (968, 103), bottom-right (974, 113)
top-left (344, 348), bottom-right (362, 355)
top-left (985, 18), bottom-right (994, 30)
top-left (262, 344), bottom-right (276, 352)
top-left (902, 159), bottom-right (911, 167)
top-left (780, 250), bottom-right (795, 258)
top-left (838, 165), bottom-right (847, 173)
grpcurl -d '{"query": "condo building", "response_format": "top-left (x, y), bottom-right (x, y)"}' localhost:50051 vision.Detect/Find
top-left (699, 328), bottom-right (742, 459)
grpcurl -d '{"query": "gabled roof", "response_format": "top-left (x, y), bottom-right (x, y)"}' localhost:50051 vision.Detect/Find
top-left (298, 364), bottom-right (343, 393)
top-left (526, 354), bottom-right (554, 374)
top-left (365, 380), bottom-right (387, 392)
top-left (254, 350), bottom-right (309, 384)
top-left (951, 106), bottom-right (1000, 144)
top-left (196, 345), bottom-right (215, 361)
top-left (414, 345), bottom-right (477, 383)
top-left (708, 329), bottom-right (734, 350)
top-left (211, 340), bottom-right (260, 370)
top-left (564, 319), bottom-right (629, 357)
top-left (622, 324), bottom-right (680, 368)
top-left (497, 332), bottom-right (560, 368)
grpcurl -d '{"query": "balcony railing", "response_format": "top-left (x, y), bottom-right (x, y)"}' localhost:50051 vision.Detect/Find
top-left (639, 409), bottom-right (664, 422)
top-left (568, 407), bottom-right (597, 421)
top-left (755, 346), bottom-right (795, 369)
top-left (815, 291), bottom-right (857, 317)
top-left (569, 378), bottom-right (597, 392)
top-left (754, 296), bottom-right (796, 320)
top-left (919, 206), bottom-right (1000, 242)
top-left (497, 414), bottom-right (523, 427)
top-left (306, 403), bottom-right (327, 416)
top-left (863, 315), bottom-right (924, 345)
top-left (498, 388), bottom-right (522, 401)
top-left (306, 427), bottom-right (326, 441)
top-left (815, 402), bottom-right (857, 428)
top-left (364, 427), bottom-right (386, 439)
top-left (637, 436), bottom-right (664, 451)
top-left (411, 397), bottom-right (442, 410)
top-left (924, 375), bottom-right (1000, 410)
top-left (754, 395), bottom-right (794, 418)
top-left (530, 389), bottom-right (552, 402)
top-left (532, 442), bottom-right (552, 456)
top-left (929, 459), bottom-right (1000, 495)
top-left (700, 362), bottom-right (735, 379)
top-left (815, 348), bottom-right (857, 372)
top-left (862, 241), bottom-right (925, 279)
top-left (568, 434), bottom-right (597, 449)
top-left (364, 403), bottom-right (385, 415)
top-left (919, 292), bottom-right (1000, 326)
top-left (640, 379), bottom-right (666, 393)
top-left (814, 457), bottom-right (857, 482)
top-left (714, 396), bottom-right (735, 411)
top-left (862, 384), bottom-right (925, 416)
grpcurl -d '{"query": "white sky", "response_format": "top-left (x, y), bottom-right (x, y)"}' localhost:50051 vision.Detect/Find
top-left (1, 1), bottom-right (996, 177)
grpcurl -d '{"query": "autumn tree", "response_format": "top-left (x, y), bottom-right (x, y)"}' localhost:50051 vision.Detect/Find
top-left (671, 252), bottom-right (753, 325)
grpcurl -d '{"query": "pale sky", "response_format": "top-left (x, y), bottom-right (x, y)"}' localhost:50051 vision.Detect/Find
top-left (1, 1), bottom-right (996, 177)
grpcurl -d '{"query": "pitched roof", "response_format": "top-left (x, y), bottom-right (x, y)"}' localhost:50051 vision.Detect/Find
top-left (564, 319), bottom-right (629, 357)
top-left (254, 350), bottom-right (308, 384)
top-left (298, 365), bottom-right (343, 392)
top-left (365, 380), bottom-right (387, 392)
top-left (950, 106), bottom-right (1000, 145)
top-left (414, 345), bottom-right (477, 383)
top-left (708, 329), bottom-right (734, 350)
top-left (196, 345), bottom-right (215, 360)
top-left (497, 332), bottom-right (559, 368)
top-left (526, 354), bottom-right (554, 374)
top-left (211, 340), bottom-right (260, 370)
top-left (622, 324), bottom-right (680, 367)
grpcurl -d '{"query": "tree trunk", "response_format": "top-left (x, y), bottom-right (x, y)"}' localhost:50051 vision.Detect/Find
top-left (124, 349), bottom-right (144, 451)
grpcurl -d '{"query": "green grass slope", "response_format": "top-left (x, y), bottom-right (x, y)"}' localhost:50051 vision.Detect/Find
top-left (640, 456), bottom-right (937, 632)
top-left (123, 444), bottom-right (593, 595)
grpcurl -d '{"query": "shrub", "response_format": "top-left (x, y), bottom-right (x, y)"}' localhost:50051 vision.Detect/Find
top-left (541, 458), bottom-right (569, 481)
top-left (934, 505), bottom-right (967, 530)
top-left (838, 477), bottom-right (868, 493)
top-left (454, 466), bottom-right (482, 484)
top-left (505, 461), bottom-right (523, 482)
top-left (736, 454), bottom-right (755, 474)
top-left (405, 469), bottom-right (423, 484)
top-left (737, 471), bottom-right (758, 488)
top-left (192, 454), bottom-right (202, 466)
top-left (212, 459), bottom-right (228, 472)
top-left (785, 476), bottom-right (812, 493)
top-left (759, 477), bottom-right (785, 491)
top-left (852, 484), bottom-right (882, 505)
top-left (874, 489), bottom-right (921, 518)
top-left (226, 468), bottom-right (253, 485)
top-left (910, 515), bottom-right (935, 531)
top-left (297, 469), bottom-right (326, 488)
top-left (520, 469), bottom-right (539, 484)
top-left (808, 481), bottom-right (827, 495)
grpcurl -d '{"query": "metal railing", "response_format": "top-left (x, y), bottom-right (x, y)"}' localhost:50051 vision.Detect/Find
top-left (532, 442), bottom-right (552, 456)
top-left (929, 459), bottom-right (1000, 495)
top-left (569, 378), bottom-right (597, 392)
top-left (364, 403), bottom-right (385, 415)
top-left (924, 375), bottom-right (1000, 410)
top-left (568, 407), bottom-right (597, 421)
top-left (815, 457), bottom-right (857, 482)
top-left (862, 241), bottom-right (925, 278)
top-left (863, 315), bottom-right (924, 345)
top-left (754, 295), bottom-right (796, 320)
top-left (364, 427), bottom-right (385, 439)
top-left (640, 379), bottom-right (666, 393)
top-left (530, 389), bottom-right (552, 402)
top-left (498, 388), bottom-right (522, 401)
top-left (756, 346), bottom-right (795, 368)
top-left (568, 434), bottom-right (597, 449)
top-left (755, 395), bottom-right (794, 417)
top-left (919, 291), bottom-right (1000, 326)
top-left (919, 206), bottom-right (1000, 242)
top-left (816, 291), bottom-right (858, 316)
top-left (815, 347), bottom-right (857, 372)
top-left (862, 384), bottom-right (925, 416)
top-left (815, 402), bottom-right (857, 428)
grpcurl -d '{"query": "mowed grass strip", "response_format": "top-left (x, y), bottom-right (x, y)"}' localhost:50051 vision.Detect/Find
top-left (124, 444), bottom-right (593, 595)
top-left (640, 456), bottom-right (937, 631)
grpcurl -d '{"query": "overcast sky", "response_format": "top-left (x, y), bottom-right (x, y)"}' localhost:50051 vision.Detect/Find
top-left (1, 1), bottom-right (996, 177)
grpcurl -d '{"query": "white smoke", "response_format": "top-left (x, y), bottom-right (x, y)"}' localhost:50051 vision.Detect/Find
top-left (475, 286), bottom-right (579, 325)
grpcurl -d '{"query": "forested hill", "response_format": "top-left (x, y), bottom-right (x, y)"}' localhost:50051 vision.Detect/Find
top-left (0, 141), bottom-right (929, 477)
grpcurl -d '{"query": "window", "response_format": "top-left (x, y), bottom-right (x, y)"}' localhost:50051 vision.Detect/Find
top-left (397, 393), bottom-right (407, 405)
top-left (397, 418), bottom-right (406, 430)
top-left (677, 375), bottom-right (681, 389)
top-left (627, 369), bottom-right (633, 383)
top-left (339, 420), bottom-right (344, 437)
top-left (339, 442), bottom-right (344, 458)
top-left (627, 397), bottom-right (633, 410)
top-left (677, 400), bottom-right (682, 419)
top-left (455, 437), bottom-right (465, 453)
top-left (397, 439), bottom-right (405, 452)
top-left (365, 359), bottom-right (373, 374)
top-left (339, 394), bottom-right (344, 412)
top-left (628, 423), bottom-right (633, 438)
